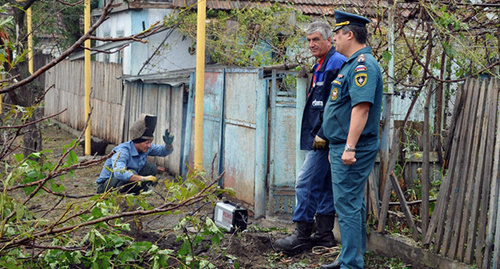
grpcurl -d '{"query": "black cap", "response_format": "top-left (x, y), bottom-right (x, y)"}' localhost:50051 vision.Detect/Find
top-left (142, 115), bottom-right (157, 139)
top-left (130, 114), bottom-right (157, 142)
top-left (333, 10), bottom-right (370, 32)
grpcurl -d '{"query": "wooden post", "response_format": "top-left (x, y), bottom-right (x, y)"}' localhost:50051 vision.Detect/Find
top-left (377, 128), bottom-right (400, 232)
top-left (390, 172), bottom-right (419, 241)
top-left (484, 79), bottom-right (500, 268)
top-left (421, 80), bottom-right (432, 237)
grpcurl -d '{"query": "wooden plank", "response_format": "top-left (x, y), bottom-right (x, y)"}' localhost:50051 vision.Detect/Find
top-left (390, 172), bottom-right (419, 240)
top-left (172, 85), bottom-right (184, 174)
top-left (464, 80), bottom-right (491, 263)
top-left (480, 79), bottom-right (499, 268)
top-left (453, 78), bottom-right (485, 261)
top-left (119, 83), bottom-right (129, 143)
top-left (368, 170), bottom-right (380, 220)
top-left (439, 79), bottom-right (476, 256)
top-left (114, 63), bottom-right (123, 103)
top-left (476, 78), bottom-right (498, 264)
top-left (493, 82), bottom-right (500, 266)
top-left (377, 128), bottom-right (401, 232)
top-left (421, 81), bottom-right (433, 237)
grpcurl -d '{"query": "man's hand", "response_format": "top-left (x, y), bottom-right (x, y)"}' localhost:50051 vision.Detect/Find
top-left (141, 175), bottom-right (158, 186)
top-left (312, 135), bottom-right (327, 150)
top-left (341, 151), bottom-right (356, 166)
top-left (163, 129), bottom-right (174, 145)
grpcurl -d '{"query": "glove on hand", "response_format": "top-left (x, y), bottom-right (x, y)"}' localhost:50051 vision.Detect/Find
top-left (163, 129), bottom-right (174, 145)
top-left (141, 175), bottom-right (158, 186)
top-left (312, 135), bottom-right (327, 150)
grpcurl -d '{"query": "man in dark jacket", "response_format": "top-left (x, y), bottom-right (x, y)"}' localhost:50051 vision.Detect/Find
top-left (274, 21), bottom-right (346, 255)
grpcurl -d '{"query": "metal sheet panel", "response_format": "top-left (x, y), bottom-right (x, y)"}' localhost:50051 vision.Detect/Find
top-left (201, 71), bottom-right (224, 177)
top-left (223, 123), bottom-right (256, 206)
top-left (222, 70), bottom-right (259, 207)
top-left (272, 103), bottom-right (297, 187)
top-left (224, 72), bottom-right (257, 124)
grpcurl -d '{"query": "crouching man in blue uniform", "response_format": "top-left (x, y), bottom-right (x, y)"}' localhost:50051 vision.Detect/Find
top-left (320, 11), bottom-right (383, 269)
top-left (96, 114), bottom-right (174, 195)
top-left (274, 21), bottom-right (346, 255)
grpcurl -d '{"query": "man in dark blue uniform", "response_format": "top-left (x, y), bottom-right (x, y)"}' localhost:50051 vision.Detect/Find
top-left (274, 21), bottom-right (346, 255)
top-left (320, 11), bottom-right (383, 269)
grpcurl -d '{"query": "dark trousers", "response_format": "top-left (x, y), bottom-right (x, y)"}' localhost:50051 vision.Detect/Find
top-left (96, 163), bottom-right (158, 195)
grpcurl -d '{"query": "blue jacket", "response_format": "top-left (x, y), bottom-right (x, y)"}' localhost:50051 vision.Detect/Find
top-left (96, 140), bottom-right (173, 183)
top-left (300, 47), bottom-right (346, 150)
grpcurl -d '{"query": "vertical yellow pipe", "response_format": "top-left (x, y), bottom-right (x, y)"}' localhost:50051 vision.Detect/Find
top-left (84, 0), bottom-right (91, 155)
top-left (27, 7), bottom-right (33, 75)
top-left (194, 0), bottom-right (206, 170)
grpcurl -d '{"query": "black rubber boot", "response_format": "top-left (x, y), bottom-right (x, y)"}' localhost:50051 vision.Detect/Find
top-left (320, 260), bottom-right (341, 269)
top-left (311, 215), bottom-right (336, 247)
top-left (274, 222), bottom-right (313, 255)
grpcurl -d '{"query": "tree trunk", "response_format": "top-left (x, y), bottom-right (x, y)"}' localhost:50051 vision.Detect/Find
top-left (5, 59), bottom-right (44, 158)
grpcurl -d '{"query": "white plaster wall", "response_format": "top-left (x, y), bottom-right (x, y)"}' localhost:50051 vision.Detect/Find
top-left (95, 8), bottom-right (196, 75)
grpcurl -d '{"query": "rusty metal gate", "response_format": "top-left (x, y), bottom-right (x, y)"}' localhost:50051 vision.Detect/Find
top-left (267, 70), bottom-right (301, 217)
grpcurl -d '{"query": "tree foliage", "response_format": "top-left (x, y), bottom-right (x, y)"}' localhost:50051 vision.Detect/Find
top-left (163, 1), bottom-right (499, 84)
top-left (164, 3), bottom-right (311, 67)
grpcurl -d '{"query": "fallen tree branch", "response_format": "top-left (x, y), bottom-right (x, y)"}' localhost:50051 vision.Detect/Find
top-left (0, 109), bottom-right (67, 130)
top-left (0, 172), bottom-right (224, 251)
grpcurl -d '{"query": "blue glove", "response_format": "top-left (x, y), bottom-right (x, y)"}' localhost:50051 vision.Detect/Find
top-left (162, 129), bottom-right (174, 145)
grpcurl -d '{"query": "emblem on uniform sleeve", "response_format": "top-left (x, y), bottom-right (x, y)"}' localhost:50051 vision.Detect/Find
top-left (355, 65), bottom-right (367, 73)
top-left (357, 54), bottom-right (366, 63)
top-left (331, 88), bottom-right (339, 100)
top-left (355, 73), bottom-right (367, 87)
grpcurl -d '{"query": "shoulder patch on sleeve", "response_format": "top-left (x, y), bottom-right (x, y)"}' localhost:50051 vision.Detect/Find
top-left (357, 54), bottom-right (366, 63)
top-left (355, 65), bottom-right (367, 73)
top-left (355, 73), bottom-right (367, 87)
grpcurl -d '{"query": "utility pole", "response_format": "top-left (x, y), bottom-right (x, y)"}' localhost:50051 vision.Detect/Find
top-left (194, 0), bottom-right (206, 170)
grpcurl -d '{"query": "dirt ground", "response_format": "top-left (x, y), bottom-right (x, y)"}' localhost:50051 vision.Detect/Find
top-left (33, 122), bottom-right (406, 269)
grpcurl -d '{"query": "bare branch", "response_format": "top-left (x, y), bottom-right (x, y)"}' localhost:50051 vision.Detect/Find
top-left (89, 36), bottom-right (147, 43)
top-left (80, 44), bottom-right (129, 55)
top-left (34, 84), bottom-right (55, 105)
top-left (40, 197), bottom-right (64, 219)
top-left (25, 243), bottom-right (85, 251)
top-left (0, 0), bottom-right (116, 94)
top-left (0, 109), bottom-right (67, 130)
top-left (54, 0), bottom-right (85, 6)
